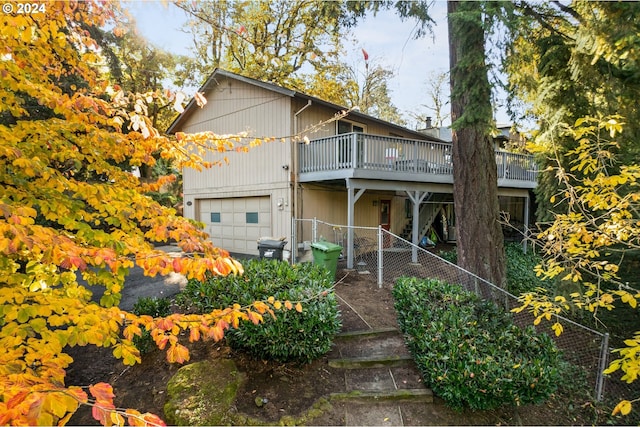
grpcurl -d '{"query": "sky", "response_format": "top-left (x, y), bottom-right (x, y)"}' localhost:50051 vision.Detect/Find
top-left (125, 1), bottom-right (511, 129)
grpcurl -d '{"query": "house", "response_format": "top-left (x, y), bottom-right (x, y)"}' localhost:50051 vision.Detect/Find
top-left (167, 69), bottom-right (537, 267)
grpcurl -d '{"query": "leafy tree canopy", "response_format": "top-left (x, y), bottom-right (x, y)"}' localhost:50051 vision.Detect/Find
top-left (504, 0), bottom-right (640, 221)
top-left (0, 1), bottom-right (297, 424)
top-left (504, 1), bottom-right (640, 414)
top-left (174, 0), bottom-right (408, 124)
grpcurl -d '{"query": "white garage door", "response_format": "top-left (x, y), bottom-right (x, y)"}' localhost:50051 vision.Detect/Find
top-left (198, 196), bottom-right (271, 255)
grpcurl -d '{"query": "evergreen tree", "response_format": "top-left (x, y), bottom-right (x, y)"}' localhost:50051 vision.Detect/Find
top-left (447, 0), bottom-right (506, 287)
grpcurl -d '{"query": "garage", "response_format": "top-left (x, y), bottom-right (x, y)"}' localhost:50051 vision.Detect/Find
top-left (198, 196), bottom-right (272, 255)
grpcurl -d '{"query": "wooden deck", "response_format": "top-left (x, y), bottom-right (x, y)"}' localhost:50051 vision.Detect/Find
top-left (299, 133), bottom-right (537, 189)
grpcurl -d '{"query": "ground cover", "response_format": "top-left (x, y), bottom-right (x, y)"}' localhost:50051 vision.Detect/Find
top-left (66, 265), bottom-right (622, 426)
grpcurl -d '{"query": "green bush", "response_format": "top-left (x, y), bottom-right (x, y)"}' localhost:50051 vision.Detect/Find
top-left (437, 243), bottom-right (548, 296)
top-left (132, 297), bottom-right (172, 354)
top-left (437, 247), bottom-right (458, 264)
top-left (504, 243), bottom-right (552, 296)
top-left (176, 259), bottom-right (341, 363)
top-left (393, 277), bottom-right (564, 411)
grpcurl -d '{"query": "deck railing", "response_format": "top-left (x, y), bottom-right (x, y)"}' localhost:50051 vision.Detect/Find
top-left (299, 133), bottom-right (538, 183)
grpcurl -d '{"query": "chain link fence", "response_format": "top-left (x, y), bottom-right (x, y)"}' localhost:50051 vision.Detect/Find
top-left (291, 217), bottom-right (636, 404)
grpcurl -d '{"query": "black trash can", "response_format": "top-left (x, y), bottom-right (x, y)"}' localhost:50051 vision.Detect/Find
top-left (257, 238), bottom-right (287, 261)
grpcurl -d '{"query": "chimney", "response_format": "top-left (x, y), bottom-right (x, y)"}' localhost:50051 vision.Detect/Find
top-left (426, 117), bottom-right (432, 128)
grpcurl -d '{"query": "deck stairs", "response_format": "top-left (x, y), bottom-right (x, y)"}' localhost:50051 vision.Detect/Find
top-left (399, 194), bottom-right (447, 243)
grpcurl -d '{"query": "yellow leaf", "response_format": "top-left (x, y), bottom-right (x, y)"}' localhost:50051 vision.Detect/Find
top-left (166, 343), bottom-right (190, 364)
top-left (603, 360), bottom-right (621, 375)
top-left (295, 302), bottom-right (303, 313)
top-left (43, 392), bottom-right (78, 419)
top-left (123, 324), bottom-right (141, 340)
top-left (110, 411), bottom-right (125, 426)
top-left (551, 322), bottom-right (563, 336)
top-left (612, 400), bottom-right (632, 416)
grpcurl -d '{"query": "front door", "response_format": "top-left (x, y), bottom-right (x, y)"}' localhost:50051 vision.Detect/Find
top-left (380, 200), bottom-right (391, 247)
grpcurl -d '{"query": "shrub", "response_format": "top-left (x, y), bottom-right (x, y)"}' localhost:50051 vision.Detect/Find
top-left (393, 277), bottom-right (564, 411)
top-left (176, 259), bottom-right (341, 363)
top-left (132, 297), bottom-right (172, 354)
top-left (504, 243), bottom-right (551, 296)
top-left (437, 243), bottom-right (548, 296)
top-left (438, 247), bottom-right (458, 264)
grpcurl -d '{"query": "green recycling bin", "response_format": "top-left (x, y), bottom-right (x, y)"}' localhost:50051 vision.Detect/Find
top-left (310, 241), bottom-right (343, 280)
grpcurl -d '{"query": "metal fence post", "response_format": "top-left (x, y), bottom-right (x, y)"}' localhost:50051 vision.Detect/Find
top-left (291, 217), bottom-right (297, 264)
top-left (378, 226), bottom-right (383, 288)
top-left (596, 332), bottom-right (610, 401)
top-left (312, 217), bottom-right (317, 242)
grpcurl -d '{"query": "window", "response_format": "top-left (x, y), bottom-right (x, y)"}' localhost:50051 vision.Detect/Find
top-left (337, 120), bottom-right (366, 134)
top-left (246, 212), bottom-right (259, 224)
top-left (210, 212), bottom-right (221, 223)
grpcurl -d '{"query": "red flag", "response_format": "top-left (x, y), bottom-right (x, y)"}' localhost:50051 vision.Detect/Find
top-left (362, 48), bottom-right (369, 61)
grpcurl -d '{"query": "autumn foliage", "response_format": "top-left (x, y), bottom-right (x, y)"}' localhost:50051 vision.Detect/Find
top-left (0, 1), bottom-right (290, 425)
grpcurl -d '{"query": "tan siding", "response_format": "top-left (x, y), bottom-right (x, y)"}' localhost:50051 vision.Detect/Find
top-left (294, 102), bottom-right (427, 140)
top-left (181, 77), bottom-right (292, 193)
top-left (294, 102), bottom-right (337, 139)
top-left (300, 186), bottom-right (403, 231)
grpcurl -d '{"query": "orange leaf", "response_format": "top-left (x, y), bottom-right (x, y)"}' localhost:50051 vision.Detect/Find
top-left (125, 409), bottom-right (145, 426)
top-left (246, 310), bottom-right (263, 325)
top-left (188, 326), bottom-right (200, 342)
top-left (67, 386), bottom-right (89, 404)
top-left (213, 257), bottom-right (231, 275)
top-left (89, 383), bottom-right (115, 403)
top-left (209, 321), bottom-right (226, 341)
top-left (71, 256), bottom-right (87, 271)
top-left (142, 412), bottom-right (167, 426)
top-left (172, 258), bottom-right (182, 273)
top-left (253, 301), bottom-right (269, 314)
top-left (155, 334), bottom-right (169, 350)
top-left (156, 318), bottom-right (174, 331)
top-left (166, 343), bottom-right (190, 364)
top-left (295, 302), bottom-right (303, 313)
top-left (6, 391), bottom-right (29, 409)
top-left (91, 401), bottom-right (115, 425)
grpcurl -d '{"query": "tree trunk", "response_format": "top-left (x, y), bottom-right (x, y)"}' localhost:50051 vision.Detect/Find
top-left (447, 1), bottom-right (506, 288)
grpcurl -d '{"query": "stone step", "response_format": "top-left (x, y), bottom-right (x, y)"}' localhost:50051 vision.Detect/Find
top-left (336, 327), bottom-right (399, 339)
top-left (332, 331), bottom-right (410, 360)
top-left (328, 354), bottom-right (414, 369)
top-left (331, 388), bottom-right (433, 403)
top-left (345, 402), bottom-right (404, 427)
top-left (341, 399), bottom-right (437, 426)
top-left (345, 367), bottom-right (425, 392)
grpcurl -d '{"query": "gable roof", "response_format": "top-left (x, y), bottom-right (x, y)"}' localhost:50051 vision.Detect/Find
top-left (166, 68), bottom-right (443, 142)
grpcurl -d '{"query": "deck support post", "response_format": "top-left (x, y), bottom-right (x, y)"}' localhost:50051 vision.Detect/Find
top-left (346, 178), bottom-right (366, 269)
top-left (406, 191), bottom-right (430, 263)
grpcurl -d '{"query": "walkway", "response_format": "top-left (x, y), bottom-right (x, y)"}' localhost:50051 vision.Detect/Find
top-left (321, 270), bottom-right (435, 426)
